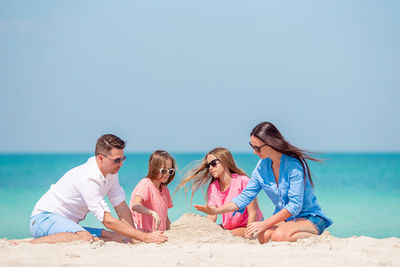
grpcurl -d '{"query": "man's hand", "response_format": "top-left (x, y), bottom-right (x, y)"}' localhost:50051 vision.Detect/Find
top-left (194, 204), bottom-right (217, 215)
top-left (142, 231), bottom-right (168, 244)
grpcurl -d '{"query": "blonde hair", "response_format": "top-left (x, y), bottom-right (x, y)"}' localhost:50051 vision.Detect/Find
top-left (177, 147), bottom-right (247, 202)
top-left (147, 150), bottom-right (176, 186)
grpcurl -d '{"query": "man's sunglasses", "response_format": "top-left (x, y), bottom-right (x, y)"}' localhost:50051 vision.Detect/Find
top-left (206, 159), bottom-right (219, 169)
top-left (249, 142), bottom-right (268, 153)
top-left (102, 154), bottom-right (127, 164)
top-left (159, 168), bottom-right (175, 176)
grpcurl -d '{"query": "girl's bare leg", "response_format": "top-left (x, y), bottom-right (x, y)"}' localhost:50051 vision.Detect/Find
top-left (229, 227), bottom-right (246, 237)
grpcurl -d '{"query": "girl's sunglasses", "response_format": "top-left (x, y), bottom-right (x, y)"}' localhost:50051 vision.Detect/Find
top-left (206, 159), bottom-right (219, 169)
top-left (159, 168), bottom-right (175, 175)
top-left (249, 142), bottom-right (268, 153)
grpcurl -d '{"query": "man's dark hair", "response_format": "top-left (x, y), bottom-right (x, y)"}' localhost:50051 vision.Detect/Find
top-left (95, 134), bottom-right (126, 156)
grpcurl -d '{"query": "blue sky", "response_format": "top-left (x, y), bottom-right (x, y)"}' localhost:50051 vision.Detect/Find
top-left (1, 1), bottom-right (399, 153)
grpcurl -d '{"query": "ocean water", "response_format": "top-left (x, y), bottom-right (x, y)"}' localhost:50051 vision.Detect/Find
top-left (0, 153), bottom-right (399, 239)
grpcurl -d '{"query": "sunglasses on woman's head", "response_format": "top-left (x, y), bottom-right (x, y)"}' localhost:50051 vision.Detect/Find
top-left (206, 159), bottom-right (219, 169)
top-left (249, 142), bottom-right (268, 153)
top-left (159, 168), bottom-right (175, 175)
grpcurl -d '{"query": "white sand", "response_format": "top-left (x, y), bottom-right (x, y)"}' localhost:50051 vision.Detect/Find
top-left (1, 213), bottom-right (399, 267)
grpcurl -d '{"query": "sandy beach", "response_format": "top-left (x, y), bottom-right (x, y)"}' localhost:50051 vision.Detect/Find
top-left (1, 213), bottom-right (399, 267)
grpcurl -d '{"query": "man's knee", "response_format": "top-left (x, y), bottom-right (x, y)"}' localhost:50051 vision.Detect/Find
top-left (76, 231), bottom-right (93, 241)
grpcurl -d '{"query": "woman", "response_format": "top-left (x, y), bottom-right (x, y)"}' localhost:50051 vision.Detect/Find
top-left (178, 147), bottom-right (263, 237)
top-left (195, 122), bottom-right (332, 243)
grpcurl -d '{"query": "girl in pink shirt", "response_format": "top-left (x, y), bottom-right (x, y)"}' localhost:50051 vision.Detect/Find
top-left (129, 150), bottom-right (175, 232)
top-left (178, 147), bottom-right (263, 237)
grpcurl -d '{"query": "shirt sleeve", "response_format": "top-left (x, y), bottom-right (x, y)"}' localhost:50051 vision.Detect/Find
top-left (283, 165), bottom-right (305, 218)
top-left (107, 175), bottom-right (126, 208)
top-left (207, 183), bottom-right (217, 206)
top-left (133, 179), bottom-right (150, 202)
top-left (231, 170), bottom-right (262, 214)
top-left (78, 177), bottom-right (111, 222)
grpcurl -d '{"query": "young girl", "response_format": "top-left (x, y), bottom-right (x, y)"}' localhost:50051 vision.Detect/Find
top-left (129, 150), bottom-right (175, 232)
top-left (195, 122), bottom-right (333, 243)
top-left (178, 147), bottom-right (263, 237)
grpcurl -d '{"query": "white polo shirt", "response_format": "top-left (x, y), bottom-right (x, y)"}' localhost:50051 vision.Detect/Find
top-left (31, 156), bottom-right (126, 223)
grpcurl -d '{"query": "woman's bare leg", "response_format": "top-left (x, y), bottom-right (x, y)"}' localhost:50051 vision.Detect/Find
top-left (271, 218), bottom-right (318, 242)
top-left (258, 225), bottom-right (279, 244)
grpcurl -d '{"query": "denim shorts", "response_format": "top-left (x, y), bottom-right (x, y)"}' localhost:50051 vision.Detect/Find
top-left (30, 212), bottom-right (103, 238)
top-left (301, 215), bottom-right (331, 235)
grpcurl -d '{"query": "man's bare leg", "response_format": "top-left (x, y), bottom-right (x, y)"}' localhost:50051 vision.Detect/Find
top-left (28, 231), bottom-right (93, 244)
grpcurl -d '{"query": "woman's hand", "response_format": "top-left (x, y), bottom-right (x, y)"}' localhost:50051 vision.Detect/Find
top-left (244, 221), bottom-right (269, 239)
top-left (149, 210), bottom-right (161, 230)
top-left (194, 204), bottom-right (217, 215)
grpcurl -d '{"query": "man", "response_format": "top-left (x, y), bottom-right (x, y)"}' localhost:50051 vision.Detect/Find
top-left (29, 134), bottom-right (167, 244)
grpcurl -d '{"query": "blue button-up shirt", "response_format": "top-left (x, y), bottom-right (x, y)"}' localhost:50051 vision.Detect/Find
top-left (232, 154), bottom-right (332, 224)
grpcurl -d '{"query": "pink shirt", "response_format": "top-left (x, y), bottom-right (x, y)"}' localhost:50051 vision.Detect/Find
top-left (129, 178), bottom-right (173, 232)
top-left (207, 173), bottom-right (263, 230)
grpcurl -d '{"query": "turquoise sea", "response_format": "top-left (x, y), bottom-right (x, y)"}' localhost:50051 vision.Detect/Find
top-left (1, 153), bottom-right (399, 239)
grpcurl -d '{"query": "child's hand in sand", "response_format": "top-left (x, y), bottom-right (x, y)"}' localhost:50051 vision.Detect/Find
top-left (143, 231), bottom-right (168, 244)
top-left (149, 210), bottom-right (161, 230)
top-left (245, 221), bottom-right (268, 239)
top-left (194, 204), bottom-right (217, 215)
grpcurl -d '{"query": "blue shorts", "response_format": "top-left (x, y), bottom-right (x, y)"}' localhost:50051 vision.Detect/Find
top-left (301, 215), bottom-right (331, 235)
top-left (30, 212), bottom-right (103, 239)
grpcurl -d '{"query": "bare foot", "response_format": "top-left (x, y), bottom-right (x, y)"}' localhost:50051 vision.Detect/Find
top-left (321, 230), bottom-right (331, 236)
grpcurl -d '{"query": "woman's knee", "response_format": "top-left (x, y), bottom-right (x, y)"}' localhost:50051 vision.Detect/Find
top-left (271, 228), bottom-right (289, 242)
top-left (258, 229), bottom-right (273, 244)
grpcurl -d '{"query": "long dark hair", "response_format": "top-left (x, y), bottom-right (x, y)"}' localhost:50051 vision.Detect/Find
top-left (251, 122), bottom-right (320, 187)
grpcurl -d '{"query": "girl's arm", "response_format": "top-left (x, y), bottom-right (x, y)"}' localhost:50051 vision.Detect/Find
top-left (246, 199), bottom-right (258, 225)
top-left (130, 195), bottom-right (161, 230)
top-left (166, 216), bottom-right (171, 230)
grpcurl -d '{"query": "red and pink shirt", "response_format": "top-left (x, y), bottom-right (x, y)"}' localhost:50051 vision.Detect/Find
top-left (129, 178), bottom-right (173, 232)
top-left (207, 173), bottom-right (263, 230)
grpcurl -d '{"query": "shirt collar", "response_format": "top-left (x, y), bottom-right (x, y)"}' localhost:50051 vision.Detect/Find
top-left (88, 156), bottom-right (107, 182)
